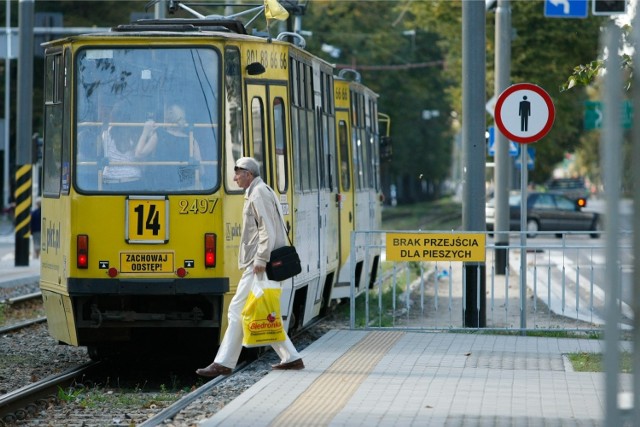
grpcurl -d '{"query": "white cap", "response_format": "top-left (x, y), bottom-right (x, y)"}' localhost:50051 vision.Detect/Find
top-left (234, 157), bottom-right (260, 177)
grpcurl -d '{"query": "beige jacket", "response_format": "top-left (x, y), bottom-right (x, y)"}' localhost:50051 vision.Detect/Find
top-left (238, 177), bottom-right (287, 270)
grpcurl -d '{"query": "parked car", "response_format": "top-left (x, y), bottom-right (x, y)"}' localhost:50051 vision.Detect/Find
top-left (546, 177), bottom-right (590, 201)
top-left (486, 191), bottom-right (601, 238)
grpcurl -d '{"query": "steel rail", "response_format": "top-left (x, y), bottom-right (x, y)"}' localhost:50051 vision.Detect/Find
top-left (0, 291), bottom-right (42, 305)
top-left (141, 314), bottom-right (327, 425)
top-left (0, 361), bottom-right (100, 422)
top-left (0, 317), bottom-right (46, 335)
top-left (139, 361), bottom-right (249, 427)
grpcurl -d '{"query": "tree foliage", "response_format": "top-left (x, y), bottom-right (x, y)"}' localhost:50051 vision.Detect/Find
top-left (2, 0), bottom-right (614, 206)
top-left (303, 0), bottom-right (455, 201)
top-left (406, 0), bottom-right (605, 183)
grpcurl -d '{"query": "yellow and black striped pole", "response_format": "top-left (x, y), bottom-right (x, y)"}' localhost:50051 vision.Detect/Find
top-left (14, 165), bottom-right (32, 265)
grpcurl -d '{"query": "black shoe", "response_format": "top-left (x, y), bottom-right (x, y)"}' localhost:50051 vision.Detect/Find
top-left (271, 358), bottom-right (304, 370)
top-left (196, 362), bottom-right (232, 378)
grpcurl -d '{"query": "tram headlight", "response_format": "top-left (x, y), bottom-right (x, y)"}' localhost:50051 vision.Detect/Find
top-left (77, 234), bottom-right (89, 269)
top-left (205, 233), bottom-right (216, 268)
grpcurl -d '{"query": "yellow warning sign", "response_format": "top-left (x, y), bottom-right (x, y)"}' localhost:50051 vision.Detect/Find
top-left (385, 233), bottom-right (486, 262)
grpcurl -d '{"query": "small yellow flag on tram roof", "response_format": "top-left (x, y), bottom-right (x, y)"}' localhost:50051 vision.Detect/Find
top-left (264, 0), bottom-right (289, 21)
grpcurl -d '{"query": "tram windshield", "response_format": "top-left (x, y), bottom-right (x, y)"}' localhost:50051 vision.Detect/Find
top-left (75, 47), bottom-right (220, 193)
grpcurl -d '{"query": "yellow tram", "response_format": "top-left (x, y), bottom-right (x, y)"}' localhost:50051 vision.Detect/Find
top-left (39, 9), bottom-right (385, 358)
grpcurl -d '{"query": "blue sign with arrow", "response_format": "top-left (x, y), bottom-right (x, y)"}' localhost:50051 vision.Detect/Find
top-left (515, 147), bottom-right (536, 170)
top-left (487, 126), bottom-right (519, 157)
top-left (544, 0), bottom-right (588, 18)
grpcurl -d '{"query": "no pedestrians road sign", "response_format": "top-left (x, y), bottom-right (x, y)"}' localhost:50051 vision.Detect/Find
top-left (494, 83), bottom-right (555, 144)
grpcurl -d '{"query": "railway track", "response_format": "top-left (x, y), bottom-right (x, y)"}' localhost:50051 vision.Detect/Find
top-left (0, 292), bottom-right (45, 335)
top-left (139, 361), bottom-right (249, 427)
top-left (0, 361), bottom-right (101, 425)
top-left (0, 292), bottom-right (42, 305)
top-left (139, 316), bottom-right (329, 426)
top-left (0, 300), bottom-right (341, 426)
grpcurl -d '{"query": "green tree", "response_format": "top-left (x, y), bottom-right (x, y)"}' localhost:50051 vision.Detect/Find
top-left (407, 0), bottom-right (604, 184)
top-left (303, 0), bottom-right (455, 202)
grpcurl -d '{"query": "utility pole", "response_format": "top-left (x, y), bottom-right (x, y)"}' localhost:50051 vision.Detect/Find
top-left (493, 0), bottom-right (511, 275)
top-left (462, 0), bottom-right (486, 327)
top-left (602, 21), bottom-right (622, 427)
top-left (14, 0), bottom-right (34, 266)
top-left (4, 0), bottom-right (11, 212)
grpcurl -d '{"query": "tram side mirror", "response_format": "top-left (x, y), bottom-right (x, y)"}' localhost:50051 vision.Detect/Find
top-left (380, 136), bottom-right (392, 162)
top-left (246, 62), bottom-right (266, 76)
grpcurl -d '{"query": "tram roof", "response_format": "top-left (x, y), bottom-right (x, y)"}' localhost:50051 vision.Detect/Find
top-left (42, 18), bottom-right (271, 47)
top-left (43, 17), bottom-right (339, 72)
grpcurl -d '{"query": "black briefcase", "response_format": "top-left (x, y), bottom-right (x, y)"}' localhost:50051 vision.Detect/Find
top-left (266, 246), bottom-right (302, 281)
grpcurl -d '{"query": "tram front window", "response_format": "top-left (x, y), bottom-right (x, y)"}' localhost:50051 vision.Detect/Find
top-left (75, 47), bottom-right (220, 193)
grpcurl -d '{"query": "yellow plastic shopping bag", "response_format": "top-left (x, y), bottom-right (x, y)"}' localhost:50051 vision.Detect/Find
top-left (241, 275), bottom-right (286, 347)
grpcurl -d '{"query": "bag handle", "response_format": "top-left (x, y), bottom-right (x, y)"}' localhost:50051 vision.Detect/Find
top-left (267, 186), bottom-right (293, 246)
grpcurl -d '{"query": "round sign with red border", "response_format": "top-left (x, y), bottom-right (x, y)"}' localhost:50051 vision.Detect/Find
top-left (494, 83), bottom-right (555, 144)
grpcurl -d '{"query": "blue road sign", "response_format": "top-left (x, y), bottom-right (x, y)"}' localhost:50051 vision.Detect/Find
top-left (544, 0), bottom-right (588, 18)
top-left (515, 147), bottom-right (536, 170)
top-left (488, 126), bottom-right (519, 157)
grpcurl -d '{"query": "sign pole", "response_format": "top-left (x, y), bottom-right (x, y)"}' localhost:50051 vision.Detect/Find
top-left (493, 0), bottom-right (511, 275)
top-left (494, 82), bottom-right (555, 333)
top-left (519, 145), bottom-right (528, 332)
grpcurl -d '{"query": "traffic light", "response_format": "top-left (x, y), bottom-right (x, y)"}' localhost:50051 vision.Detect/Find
top-left (592, 0), bottom-right (627, 15)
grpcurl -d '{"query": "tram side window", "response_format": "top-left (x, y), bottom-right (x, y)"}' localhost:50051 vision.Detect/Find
top-left (321, 73), bottom-right (336, 192)
top-left (251, 97), bottom-right (265, 177)
top-left (351, 91), bottom-right (363, 190)
top-left (273, 98), bottom-right (288, 193)
top-left (291, 103), bottom-right (301, 192)
top-left (297, 108), bottom-right (310, 191)
top-left (304, 64), bottom-right (317, 191)
top-left (328, 74), bottom-right (338, 190)
top-left (353, 127), bottom-right (364, 190)
top-left (338, 120), bottom-right (350, 191)
top-left (307, 109), bottom-right (318, 190)
top-left (43, 53), bottom-right (63, 196)
top-left (364, 97), bottom-right (374, 190)
top-left (291, 59), bottom-right (299, 107)
top-left (289, 58), bottom-right (299, 192)
top-left (290, 58), bottom-right (319, 193)
top-left (370, 99), bottom-right (381, 191)
top-left (224, 47), bottom-right (245, 192)
top-left (359, 127), bottom-right (370, 188)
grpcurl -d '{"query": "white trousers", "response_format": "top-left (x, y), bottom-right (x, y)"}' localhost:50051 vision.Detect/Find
top-left (214, 267), bottom-right (301, 369)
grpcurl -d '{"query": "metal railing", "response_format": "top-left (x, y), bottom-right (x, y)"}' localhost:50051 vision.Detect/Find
top-left (350, 230), bottom-right (632, 333)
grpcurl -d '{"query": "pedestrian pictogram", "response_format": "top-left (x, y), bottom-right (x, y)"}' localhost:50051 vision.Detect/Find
top-left (494, 83), bottom-right (555, 144)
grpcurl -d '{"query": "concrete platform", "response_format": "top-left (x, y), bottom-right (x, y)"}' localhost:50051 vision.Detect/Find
top-left (202, 329), bottom-right (631, 426)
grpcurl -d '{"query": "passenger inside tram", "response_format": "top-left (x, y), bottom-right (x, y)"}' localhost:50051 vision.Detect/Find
top-left (101, 102), bottom-right (144, 191)
top-left (139, 104), bottom-right (204, 191)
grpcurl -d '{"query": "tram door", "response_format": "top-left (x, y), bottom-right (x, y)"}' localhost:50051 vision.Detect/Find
top-left (246, 84), bottom-right (292, 204)
top-left (246, 84), bottom-right (297, 308)
top-left (335, 111), bottom-right (354, 271)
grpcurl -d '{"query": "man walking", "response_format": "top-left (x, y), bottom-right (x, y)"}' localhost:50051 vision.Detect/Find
top-left (196, 157), bottom-right (304, 378)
